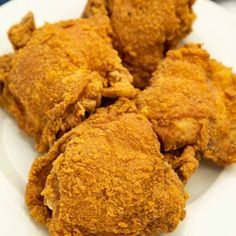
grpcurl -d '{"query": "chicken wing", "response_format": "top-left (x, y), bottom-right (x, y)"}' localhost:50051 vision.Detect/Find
top-left (0, 13), bottom-right (137, 152)
top-left (26, 99), bottom-right (187, 236)
top-left (136, 44), bottom-right (236, 167)
top-left (84, 0), bottom-right (196, 88)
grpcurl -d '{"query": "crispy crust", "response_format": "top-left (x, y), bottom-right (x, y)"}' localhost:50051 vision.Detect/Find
top-left (84, 0), bottom-right (196, 88)
top-left (26, 100), bottom-right (187, 235)
top-left (2, 14), bottom-right (138, 152)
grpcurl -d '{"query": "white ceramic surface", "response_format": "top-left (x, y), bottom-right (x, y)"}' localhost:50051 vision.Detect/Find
top-left (0, 0), bottom-right (236, 235)
top-left (219, 0), bottom-right (236, 17)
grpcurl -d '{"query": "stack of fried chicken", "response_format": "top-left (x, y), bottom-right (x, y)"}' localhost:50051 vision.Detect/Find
top-left (0, 0), bottom-right (235, 235)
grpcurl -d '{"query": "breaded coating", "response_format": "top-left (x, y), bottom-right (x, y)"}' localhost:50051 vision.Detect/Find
top-left (204, 59), bottom-right (236, 167)
top-left (136, 44), bottom-right (236, 167)
top-left (0, 54), bottom-right (13, 105)
top-left (84, 0), bottom-right (196, 88)
top-left (1, 14), bottom-right (138, 152)
top-left (0, 54), bottom-right (12, 73)
top-left (164, 146), bottom-right (199, 184)
top-left (104, 98), bottom-right (199, 183)
top-left (8, 12), bottom-right (36, 49)
top-left (26, 99), bottom-right (187, 236)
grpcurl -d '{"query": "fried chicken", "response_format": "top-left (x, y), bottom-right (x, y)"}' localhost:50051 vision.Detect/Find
top-left (0, 13), bottom-right (138, 152)
top-left (25, 99), bottom-right (187, 236)
top-left (83, 0), bottom-right (196, 88)
top-left (0, 54), bottom-right (13, 104)
top-left (136, 44), bottom-right (236, 167)
top-left (164, 146), bottom-right (199, 184)
top-left (8, 12), bottom-right (36, 50)
top-left (0, 54), bottom-right (12, 74)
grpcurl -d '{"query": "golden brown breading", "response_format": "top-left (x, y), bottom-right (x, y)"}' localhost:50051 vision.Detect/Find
top-left (136, 44), bottom-right (236, 167)
top-left (8, 12), bottom-right (36, 50)
top-left (84, 0), bottom-right (196, 88)
top-left (26, 100), bottom-right (187, 236)
top-left (0, 54), bottom-right (13, 106)
top-left (136, 44), bottom-right (215, 151)
top-left (204, 59), bottom-right (236, 166)
top-left (1, 14), bottom-right (138, 152)
top-left (103, 98), bottom-right (199, 183)
top-left (164, 146), bottom-right (199, 184)
top-left (0, 54), bottom-right (12, 73)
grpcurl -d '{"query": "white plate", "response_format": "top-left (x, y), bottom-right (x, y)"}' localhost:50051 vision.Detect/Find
top-left (0, 0), bottom-right (236, 235)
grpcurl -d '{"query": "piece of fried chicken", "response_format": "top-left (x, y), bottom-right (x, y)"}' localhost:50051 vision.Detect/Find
top-left (136, 44), bottom-right (236, 167)
top-left (84, 0), bottom-right (196, 88)
top-left (25, 99), bottom-right (187, 236)
top-left (0, 13), bottom-right (138, 152)
top-left (8, 12), bottom-right (36, 50)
